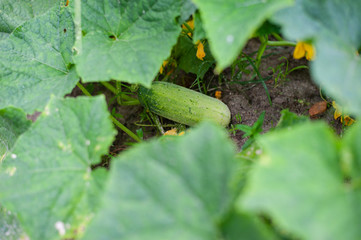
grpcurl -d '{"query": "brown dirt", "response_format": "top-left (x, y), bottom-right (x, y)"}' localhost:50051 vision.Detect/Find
top-left (59, 38), bottom-right (343, 152)
top-left (222, 39), bottom-right (325, 147)
top-left (221, 39), bottom-right (343, 148)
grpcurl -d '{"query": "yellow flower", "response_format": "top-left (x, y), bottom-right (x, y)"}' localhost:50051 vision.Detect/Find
top-left (215, 90), bottom-right (222, 100)
top-left (332, 101), bottom-right (342, 120)
top-left (332, 101), bottom-right (356, 126)
top-left (186, 19), bottom-right (194, 30)
top-left (164, 128), bottom-right (177, 136)
top-left (164, 129), bottom-right (185, 136)
top-left (182, 19), bottom-right (194, 37)
top-left (159, 60), bottom-right (168, 74)
top-left (196, 41), bottom-right (206, 61)
top-left (343, 116), bottom-right (355, 126)
top-left (293, 42), bottom-right (315, 60)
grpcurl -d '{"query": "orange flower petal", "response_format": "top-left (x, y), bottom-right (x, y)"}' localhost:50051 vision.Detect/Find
top-left (187, 19), bottom-right (194, 30)
top-left (343, 116), bottom-right (356, 126)
top-left (304, 43), bottom-right (315, 60)
top-left (215, 90), bottom-right (222, 100)
top-left (196, 41), bottom-right (206, 61)
top-left (159, 60), bottom-right (168, 74)
top-left (293, 42), bottom-right (306, 59)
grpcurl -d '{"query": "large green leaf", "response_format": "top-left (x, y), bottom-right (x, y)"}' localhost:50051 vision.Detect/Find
top-left (312, 34), bottom-right (361, 117)
top-left (83, 122), bottom-right (273, 239)
top-left (0, 5), bottom-right (78, 113)
top-left (221, 211), bottom-right (277, 240)
top-left (0, 205), bottom-right (25, 240)
top-left (73, 0), bottom-right (182, 87)
top-left (341, 123), bottom-right (361, 182)
top-left (0, 108), bottom-right (30, 239)
top-left (192, 0), bottom-right (293, 72)
top-left (240, 122), bottom-right (361, 240)
top-left (179, 0), bottom-right (197, 23)
top-left (0, 96), bottom-right (116, 240)
top-left (271, 0), bottom-right (361, 116)
top-left (0, 108), bottom-right (31, 162)
top-left (0, 0), bottom-right (61, 40)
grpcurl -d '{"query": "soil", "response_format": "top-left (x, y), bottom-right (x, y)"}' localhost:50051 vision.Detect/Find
top-left (220, 39), bottom-right (343, 147)
top-left (54, 38), bottom-right (344, 154)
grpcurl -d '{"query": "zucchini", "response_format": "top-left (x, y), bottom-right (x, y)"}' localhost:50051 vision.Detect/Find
top-left (138, 81), bottom-right (231, 127)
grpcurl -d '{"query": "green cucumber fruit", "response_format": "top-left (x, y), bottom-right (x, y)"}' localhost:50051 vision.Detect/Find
top-left (138, 81), bottom-right (231, 127)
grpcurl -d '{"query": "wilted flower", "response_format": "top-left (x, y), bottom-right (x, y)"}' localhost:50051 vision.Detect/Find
top-left (332, 101), bottom-right (355, 126)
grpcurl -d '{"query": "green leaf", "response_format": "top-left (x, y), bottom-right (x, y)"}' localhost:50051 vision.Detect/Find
top-left (271, 0), bottom-right (361, 116)
top-left (234, 111), bottom-right (265, 149)
top-left (253, 21), bottom-right (281, 38)
top-left (240, 122), bottom-right (361, 240)
top-left (83, 122), bottom-right (248, 240)
top-left (174, 35), bottom-right (214, 79)
top-left (272, 0), bottom-right (361, 47)
top-left (341, 123), bottom-right (361, 181)
top-left (0, 107), bottom-right (31, 162)
top-left (193, 11), bottom-right (206, 43)
top-left (0, 0), bottom-right (61, 39)
top-left (0, 108), bottom-right (30, 239)
top-left (0, 96), bottom-right (116, 240)
top-left (0, 5), bottom-right (78, 113)
top-left (221, 211), bottom-right (277, 240)
top-left (74, 0), bottom-right (182, 87)
top-left (0, 205), bottom-right (25, 240)
top-left (312, 35), bottom-right (361, 116)
top-left (192, 0), bottom-right (293, 72)
top-left (275, 109), bottom-right (309, 130)
top-left (179, 0), bottom-right (197, 23)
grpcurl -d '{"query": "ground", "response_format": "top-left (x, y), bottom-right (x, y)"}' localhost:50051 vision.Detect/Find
top-left (222, 39), bottom-right (342, 147)
top-left (52, 38), bottom-right (344, 154)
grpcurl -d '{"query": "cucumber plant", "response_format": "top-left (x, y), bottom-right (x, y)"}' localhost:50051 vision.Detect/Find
top-left (0, 0), bottom-right (360, 239)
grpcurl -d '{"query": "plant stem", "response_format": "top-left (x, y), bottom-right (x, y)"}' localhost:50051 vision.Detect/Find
top-left (118, 100), bottom-right (141, 106)
top-left (77, 82), bottom-right (141, 142)
top-left (149, 112), bottom-right (165, 135)
top-left (255, 35), bottom-right (268, 69)
top-left (101, 82), bottom-right (117, 94)
top-left (116, 81), bottom-right (122, 104)
top-left (76, 82), bottom-right (91, 96)
top-left (101, 82), bottom-right (140, 104)
top-left (244, 54), bottom-right (272, 106)
top-left (110, 116), bottom-right (141, 142)
top-left (287, 65), bottom-right (308, 74)
top-left (267, 40), bottom-right (296, 47)
top-left (271, 33), bottom-right (284, 41)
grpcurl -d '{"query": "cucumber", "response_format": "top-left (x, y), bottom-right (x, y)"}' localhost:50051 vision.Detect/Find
top-left (138, 81), bottom-right (231, 127)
